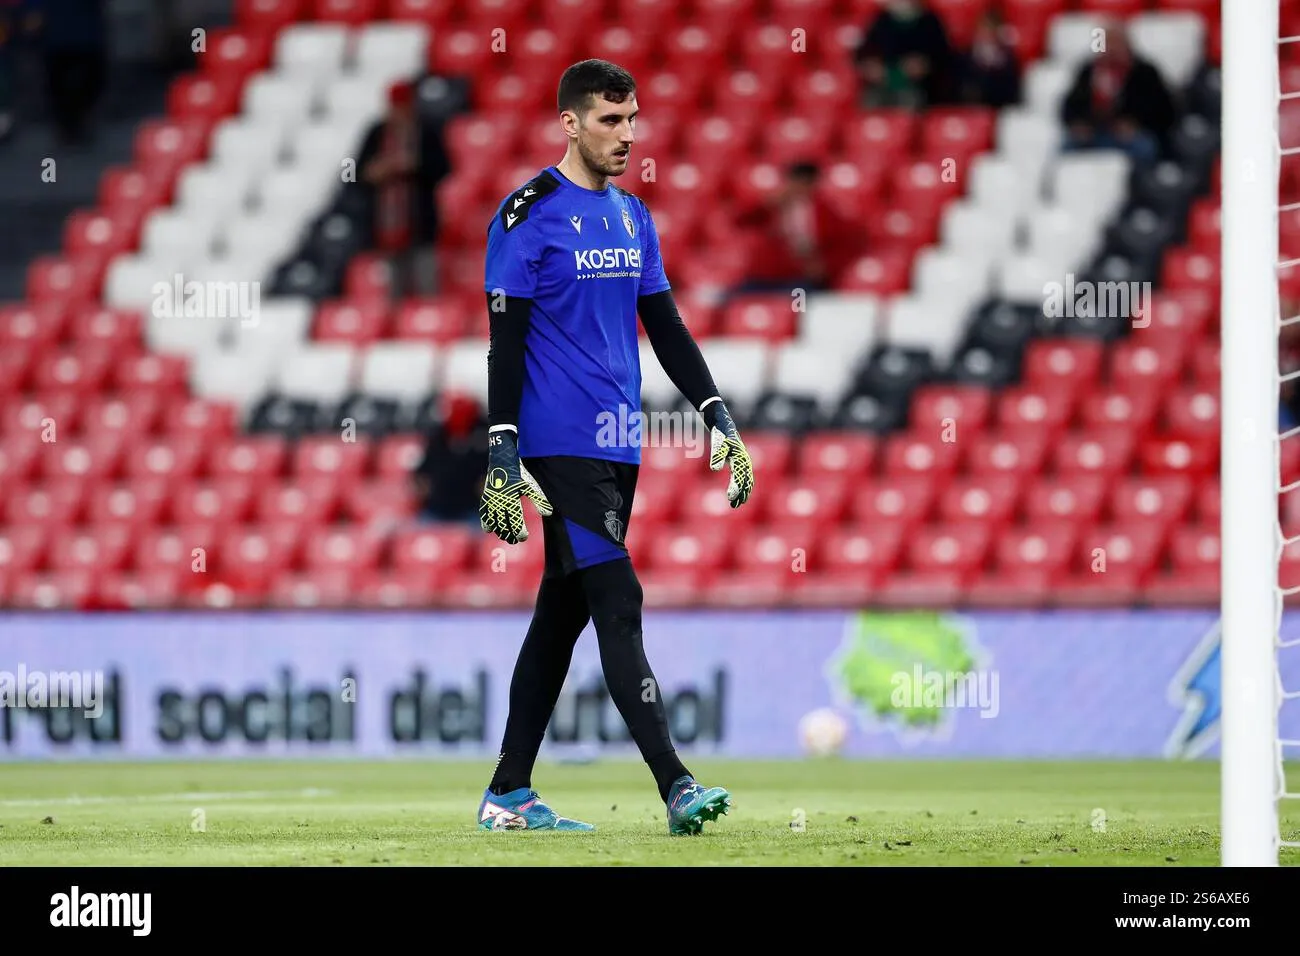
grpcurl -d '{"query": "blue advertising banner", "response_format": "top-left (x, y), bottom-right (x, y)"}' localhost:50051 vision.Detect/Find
top-left (0, 610), bottom-right (1292, 760)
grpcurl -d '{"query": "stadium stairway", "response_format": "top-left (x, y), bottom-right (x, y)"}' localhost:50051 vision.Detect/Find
top-left (0, 0), bottom-right (1244, 611)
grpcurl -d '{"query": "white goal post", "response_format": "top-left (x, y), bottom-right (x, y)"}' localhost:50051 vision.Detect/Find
top-left (1221, 0), bottom-right (1282, 866)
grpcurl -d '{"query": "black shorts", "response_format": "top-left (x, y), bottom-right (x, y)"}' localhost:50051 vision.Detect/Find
top-left (521, 455), bottom-right (638, 578)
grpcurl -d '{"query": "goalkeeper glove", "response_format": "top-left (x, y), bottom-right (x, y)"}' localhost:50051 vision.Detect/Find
top-left (702, 400), bottom-right (754, 508)
top-left (480, 430), bottom-right (552, 544)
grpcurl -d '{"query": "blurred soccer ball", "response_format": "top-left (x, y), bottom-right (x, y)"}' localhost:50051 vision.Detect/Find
top-left (798, 707), bottom-right (848, 757)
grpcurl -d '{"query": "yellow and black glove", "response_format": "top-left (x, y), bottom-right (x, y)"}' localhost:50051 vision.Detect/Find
top-left (703, 400), bottom-right (754, 509)
top-left (479, 430), bottom-right (552, 544)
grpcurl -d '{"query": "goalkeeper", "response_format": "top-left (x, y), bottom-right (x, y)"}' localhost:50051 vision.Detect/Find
top-left (476, 59), bottom-right (754, 836)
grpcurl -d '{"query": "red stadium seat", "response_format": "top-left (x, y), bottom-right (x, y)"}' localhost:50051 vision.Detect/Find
top-left (314, 300), bottom-right (390, 344)
top-left (85, 479), bottom-right (169, 527)
top-left (1051, 428), bottom-right (1135, 479)
top-left (391, 525), bottom-right (476, 573)
top-left (312, 0), bottom-right (382, 24)
top-left (200, 28), bottom-right (275, 79)
top-left (1077, 388), bottom-right (1160, 433)
top-left (818, 523), bottom-right (907, 574)
top-left (1109, 474), bottom-right (1193, 526)
top-left (392, 297), bottom-right (468, 343)
top-left (95, 569), bottom-right (186, 609)
top-left (936, 473), bottom-right (1022, 524)
top-left (1022, 474), bottom-right (1108, 523)
top-left (1074, 521), bottom-right (1168, 578)
top-left (850, 476), bottom-right (936, 525)
top-left (677, 477), bottom-right (762, 527)
top-left (880, 432), bottom-right (964, 476)
top-left (1163, 387), bottom-right (1220, 439)
top-left (171, 478), bottom-right (256, 525)
top-left (234, 0), bottom-right (304, 30)
top-left (253, 478), bottom-right (341, 524)
top-left (0, 524), bottom-right (47, 574)
top-left (1138, 436), bottom-right (1218, 476)
top-left (906, 522), bottom-right (992, 576)
top-left (995, 523), bottom-right (1078, 575)
top-left (795, 432), bottom-right (877, 477)
top-left (1022, 338), bottom-right (1105, 388)
top-left (46, 525), bottom-right (134, 573)
top-left (995, 385), bottom-right (1075, 432)
top-left (292, 436), bottom-right (373, 480)
top-left (206, 436), bottom-right (288, 480)
top-left (645, 524), bottom-right (735, 573)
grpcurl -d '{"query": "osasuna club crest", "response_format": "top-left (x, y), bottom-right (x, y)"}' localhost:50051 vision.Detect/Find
top-left (622, 206), bottom-right (635, 238)
top-left (604, 509), bottom-right (624, 543)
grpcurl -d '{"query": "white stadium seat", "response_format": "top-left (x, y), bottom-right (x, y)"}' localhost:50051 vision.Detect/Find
top-left (882, 295), bottom-right (971, 369)
top-left (273, 23), bottom-right (351, 78)
top-left (440, 340), bottom-right (491, 406)
top-left (911, 247), bottom-right (997, 307)
top-left (995, 253), bottom-right (1070, 305)
top-left (241, 73), bottom-right (324, 126)
top-left (940, 199), bottom-right (1021, 255)
top-left (140, 208), bottom-right (222, 264)
top-left (968, 154), bottom-right (1041, 214)
top-left (190, 347), bottom-right (282, 416)
top-left (174, 161), bottom-right (257, 214)
top-left (275, 343), bottom-right (357, 405)
top-left (1129, 12), bottom-right (1206, 89)
top-left (1023, 61), bottom-right (1074, 116)
top-left (103, 255), bottom-right (182, 310)
top-left (800, 294), bottom-right (879, 358)
top-left (1046, 13), bottom-right (1108, 66)
top-left (216, 212), bottom-right (306, 267)
top-left (1022, 203), bottom-right (1103, 272)
top-left (315, 75), bottom-right (391, 129)
top-left (352, 22), bottom-right (430, 82)
top-left (250, 162), bottom-right (338, 218)
top-left (360, 342), bottom-right (440, 402)
top-left (224, 298), bottom-right (315, 354)
top-left (285, 119), bottom-right (373, 180)
top-left (210, 117), bottom-right (289, 173)
top-left (1047, 151), bottom-right (1131, 225)
top-left (770, 341), bottom-right (853, 410)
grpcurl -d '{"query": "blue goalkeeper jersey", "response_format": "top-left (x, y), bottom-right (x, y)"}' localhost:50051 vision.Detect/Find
top-left (483, 166), bottom-right (671, 464)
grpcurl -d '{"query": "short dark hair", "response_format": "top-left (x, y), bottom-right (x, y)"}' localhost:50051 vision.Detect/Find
top-left (557, 59), bottom-right (637, 117)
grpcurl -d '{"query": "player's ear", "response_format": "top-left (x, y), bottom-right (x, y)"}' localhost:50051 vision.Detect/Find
top-left (560, 109), bottom-right (580, 139)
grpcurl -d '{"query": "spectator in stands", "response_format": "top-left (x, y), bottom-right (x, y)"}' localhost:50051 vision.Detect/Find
top-left (853, 0), bottom-right (953, 110)
top-left (1059, 19), bottom-right (1176, 168)
top-left (729, 161), bottom-right (862, 297)
top-left (356, 79), bottom-right (448, 299)
top-left (31, 0), bottom-right (108, 146)
top-left (411, 392), bottom-right (488, 524)
top-left (951, 10), bottom-right (1021, 109)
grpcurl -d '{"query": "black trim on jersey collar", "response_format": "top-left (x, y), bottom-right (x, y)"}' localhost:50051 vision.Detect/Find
top-left (495, 170), bottom-right (562, 233)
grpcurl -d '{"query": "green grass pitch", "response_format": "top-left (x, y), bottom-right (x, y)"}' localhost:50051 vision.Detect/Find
top-left (1, 759), bottom-right (1298, 866)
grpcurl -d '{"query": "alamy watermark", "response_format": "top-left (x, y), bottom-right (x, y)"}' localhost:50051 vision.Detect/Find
top-left (1043, 273), bottom-right (1151, 328)
top-left (596, 404), bottom-right (708, 457)
top-left (890, 664), bottom-right (999, 719)
top-left (151, 272), bottom-right (260, 327)
top-left (0, 666), bottom-right (104, 718)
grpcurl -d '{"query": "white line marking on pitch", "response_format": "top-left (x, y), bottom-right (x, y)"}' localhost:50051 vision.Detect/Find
top-left (0, 788), bottom-right (335, 807)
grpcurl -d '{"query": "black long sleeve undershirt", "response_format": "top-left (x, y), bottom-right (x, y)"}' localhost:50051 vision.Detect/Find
top-left (486, 293), bottom-right (530, 429)
top-left (485, 290), bottom-right (721, 430)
